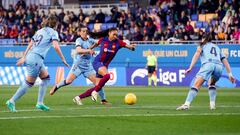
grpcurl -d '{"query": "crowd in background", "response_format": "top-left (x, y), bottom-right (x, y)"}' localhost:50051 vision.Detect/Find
top-left (0, 0), bottom-right (240, 44)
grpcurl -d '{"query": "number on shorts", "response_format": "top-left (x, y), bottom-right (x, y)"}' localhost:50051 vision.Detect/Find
top-left (210, 47), bottom-right (217, 56)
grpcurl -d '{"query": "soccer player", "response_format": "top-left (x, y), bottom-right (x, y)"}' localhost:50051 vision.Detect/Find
top-left (176, 33), bottom-right (235, 110)
top-left (72, 28), bottom-right (136, 104)
top-left (6, 15), bottom-right (69, 112)
top-left (145, 50), bottom-right (157, 86)
top-left (49, 25), bottom-right (108, 105)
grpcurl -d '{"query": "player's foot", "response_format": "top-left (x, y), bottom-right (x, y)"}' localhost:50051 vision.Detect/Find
top-left (210, 102), bottom-right (216, 110)
top-left (91, 91), bottom-right (98, 102)
top-left (73, 96), bottom-right (83, 105)
top-left (101, 99), bottom-right (112, 105)
top-left (50, 85), bottom-right (58, 95)
top-left (6, 100), bottom-right (17, 112)
top-left (176, 104), bottom-right (190, 110)
top-left (36, 104), bottom-right (50, 111)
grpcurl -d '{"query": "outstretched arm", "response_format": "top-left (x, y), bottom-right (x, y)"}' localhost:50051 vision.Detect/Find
top-left (16, 40), bottom-right (34, 66)
top-left (222, 58), bottom-right (236, 83)
top-left (52, 40), bottom-right (70, 68)
top-left (185, 47), bottom-right (202, 74)
top-left (125, 44), bottom-right (137, 51)
top-left (76, 46), bottom-right (95, 55)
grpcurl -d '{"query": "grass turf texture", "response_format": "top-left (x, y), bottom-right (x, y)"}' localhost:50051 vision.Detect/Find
top-left (0, 86), bottom-right (240, 135)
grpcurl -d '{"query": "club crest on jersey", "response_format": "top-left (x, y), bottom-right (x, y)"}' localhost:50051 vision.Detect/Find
top-left (104, 48), bottom-right (108, 52)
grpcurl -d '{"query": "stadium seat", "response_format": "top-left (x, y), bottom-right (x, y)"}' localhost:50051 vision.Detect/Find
top-left (191, 14), bottom-right (198, 21)
top-left (190, 21), bottom-right (196, 28)
top-left (196, 21), bottom-right (203, 28)
top-left (198, 14), bottom-right (206, 22)
top-left (94, 23), bottom-right (102, 31)
top-left (88, 24), bottom-right (94, 31)
top-left (105, 16), bottom-right (111, 22)
top-left (106, 23), bottom-right (117, 29)
top-left (101, 23), bottom-right (108, 30)
top-left (206, 13), bottom-right (218, 21)
top-left (202, 22), bottom-right (208, 28)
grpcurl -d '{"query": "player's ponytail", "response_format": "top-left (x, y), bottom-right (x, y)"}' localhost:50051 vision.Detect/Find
top-left (199, 32), bottom-right (212, 47)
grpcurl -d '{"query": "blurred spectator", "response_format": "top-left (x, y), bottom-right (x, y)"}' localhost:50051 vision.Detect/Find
top-left (95, 9), bottom-right (105, 23)
top-left (9, 25), bottom-right (18, 39)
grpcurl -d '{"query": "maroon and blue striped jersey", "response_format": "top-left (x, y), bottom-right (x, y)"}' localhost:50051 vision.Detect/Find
top-left (93, 37), bottom-right (126, 67)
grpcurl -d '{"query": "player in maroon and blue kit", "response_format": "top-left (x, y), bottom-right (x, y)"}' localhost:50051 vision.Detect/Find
top-left (72, 28), bottom-right (136, 104)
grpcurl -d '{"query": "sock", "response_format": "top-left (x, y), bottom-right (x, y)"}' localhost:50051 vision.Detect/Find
top-left (184, 87), bottom-right (198, 106)
top-left (148, 77), bottom-right (151, 86)
top-left (10, 80), bottom-right (34, 103)
top-left (98, 88), bottom-right (106, 100)
top-left (208, 85), bottom-right (216, 104)
top-left (37, 75), bottom-right (50, 105)
top-left (79, 87), bottom-right (95, 99)
top-left (152, 75), bottom-right (157, 86)
top-left (95, 74), bottom-right (110, 92)
top-left (56, 80), bottom-right (69, 89)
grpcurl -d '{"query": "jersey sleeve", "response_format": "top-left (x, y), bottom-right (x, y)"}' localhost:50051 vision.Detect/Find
top-left (97, 37), bottom-right (104, 45)
top-left (89, 37), bottom-right (97, 45)
top-left (75, 38), bottom-right (82, 48)
top-left (118, 39), bottom-right (127, 47)
top-left (220, 50), bottom-right (226, 61)
top-left (51, 30), bottom-right (59, 41)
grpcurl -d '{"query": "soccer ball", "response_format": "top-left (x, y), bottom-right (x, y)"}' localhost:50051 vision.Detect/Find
top-left (124, 93), bottom-right (137, 105)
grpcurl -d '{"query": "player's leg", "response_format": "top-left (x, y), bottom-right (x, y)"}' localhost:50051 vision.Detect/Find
top-left (208, 64), bottom-right (222, 110)
top-left (152, 70), bottom-right (157, 87)
top-left (147, 66), bottom-right (152, 86)
top-left (176, 76), bottom-right (205, 110)
top-left (6, 76), bottom-right (36, 112)
top-left (50, 64), bottom-right (80, 95)
top-left (36, 69), bottom-right (50, 111)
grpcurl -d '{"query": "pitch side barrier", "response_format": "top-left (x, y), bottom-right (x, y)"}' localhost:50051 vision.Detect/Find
top-left (0, 44), bottom-right (239, 87)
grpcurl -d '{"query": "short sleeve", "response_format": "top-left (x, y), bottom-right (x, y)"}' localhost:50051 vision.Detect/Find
top-left (75, 38), bottom-right (82, 48)
top-left (97, 37), bottom-right (104, 45)
top-left (118, 39), bottom-right (126, 47)
top-left (89, 37), bottom-right (97, 45)
top-left (220, 50), bottom-right (226, 61)
top-left (51, 30), bottom-right (59, 41)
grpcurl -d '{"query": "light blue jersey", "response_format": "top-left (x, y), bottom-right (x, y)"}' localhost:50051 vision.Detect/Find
top-left (200, 42), bottom-right (225, 65)
top-left (73, 37), bottom-right (96, 64)
top-left (70, 37), bottom-right (97, 78)
top-left (25, 27), bottom-right (59, 77)
top-left (30, 27), bottom-right (59, 59)
top-left (197, 42), bottom-right (225, 81)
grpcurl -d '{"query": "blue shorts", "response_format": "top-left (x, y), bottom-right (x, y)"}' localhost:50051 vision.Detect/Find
top-left (92, 61), bottom-right (107, 78)
top-left (25, 53), bottom-right (46, 78)
top-left (196, 63), bottom-right (223, 81)
top-left (69, 62), bottom-right (95, 78)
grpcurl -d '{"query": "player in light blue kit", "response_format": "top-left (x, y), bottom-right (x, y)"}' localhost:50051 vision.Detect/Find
top-left (6, 15), bottom-right (69, 112)
top-left (177, 33), bottom-right (235, 110)
top-left (50, 25), bottom-right (109, 105)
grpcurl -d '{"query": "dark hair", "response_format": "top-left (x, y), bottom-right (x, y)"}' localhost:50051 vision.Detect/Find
top-left (88, 27), bottom-right (118, 38)
top-left (200, 32), bottom-right (212, 46)
top-left (78, 24), bottom-right (88, 32)
top-left (41, 14), bottom-right (58, 28)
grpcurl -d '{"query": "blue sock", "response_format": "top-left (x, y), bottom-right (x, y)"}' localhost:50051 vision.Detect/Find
top-left (208, 86), bottom-right (216, 103)
top-left (10, 81), bottom-right (34, 103)
top-left (98, 88), bottom-right (106, 100)
top-left (56, 80), bottom-right (69, 89)
top-left (184, 87), bottom-right (198, 106)
top-left (37, 76), bottom-right (50, 105)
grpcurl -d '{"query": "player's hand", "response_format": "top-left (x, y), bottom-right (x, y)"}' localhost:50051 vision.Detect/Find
top-left (16, 57), bottom-right (25, 66)
top-left (229, 75), bottom-right (236, 84)
top-left (185, 67), bottom-right (192, 74)
top-left (62, 60), bottom-right (70, 68)
top-left (89, 49), bottom-right (95, 55)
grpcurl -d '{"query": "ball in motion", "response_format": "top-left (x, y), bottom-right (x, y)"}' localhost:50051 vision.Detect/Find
top-left (124, 93), bottom-right (137, 105)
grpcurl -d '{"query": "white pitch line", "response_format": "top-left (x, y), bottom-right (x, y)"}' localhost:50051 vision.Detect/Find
top-left (1, 105), bottom-right (240, 113)
top-left (1, 113), bottom-right (240, 120)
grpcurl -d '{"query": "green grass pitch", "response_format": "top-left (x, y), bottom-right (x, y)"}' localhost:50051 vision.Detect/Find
top-left (0, 86), bottom-right (240, 135)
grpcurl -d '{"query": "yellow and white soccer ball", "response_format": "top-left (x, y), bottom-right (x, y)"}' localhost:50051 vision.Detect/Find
top-left (124, 93), bottom-right (137, 105)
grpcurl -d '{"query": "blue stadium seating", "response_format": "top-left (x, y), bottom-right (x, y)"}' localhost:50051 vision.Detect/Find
top-left (191, 14), bottom-right (198, 21)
